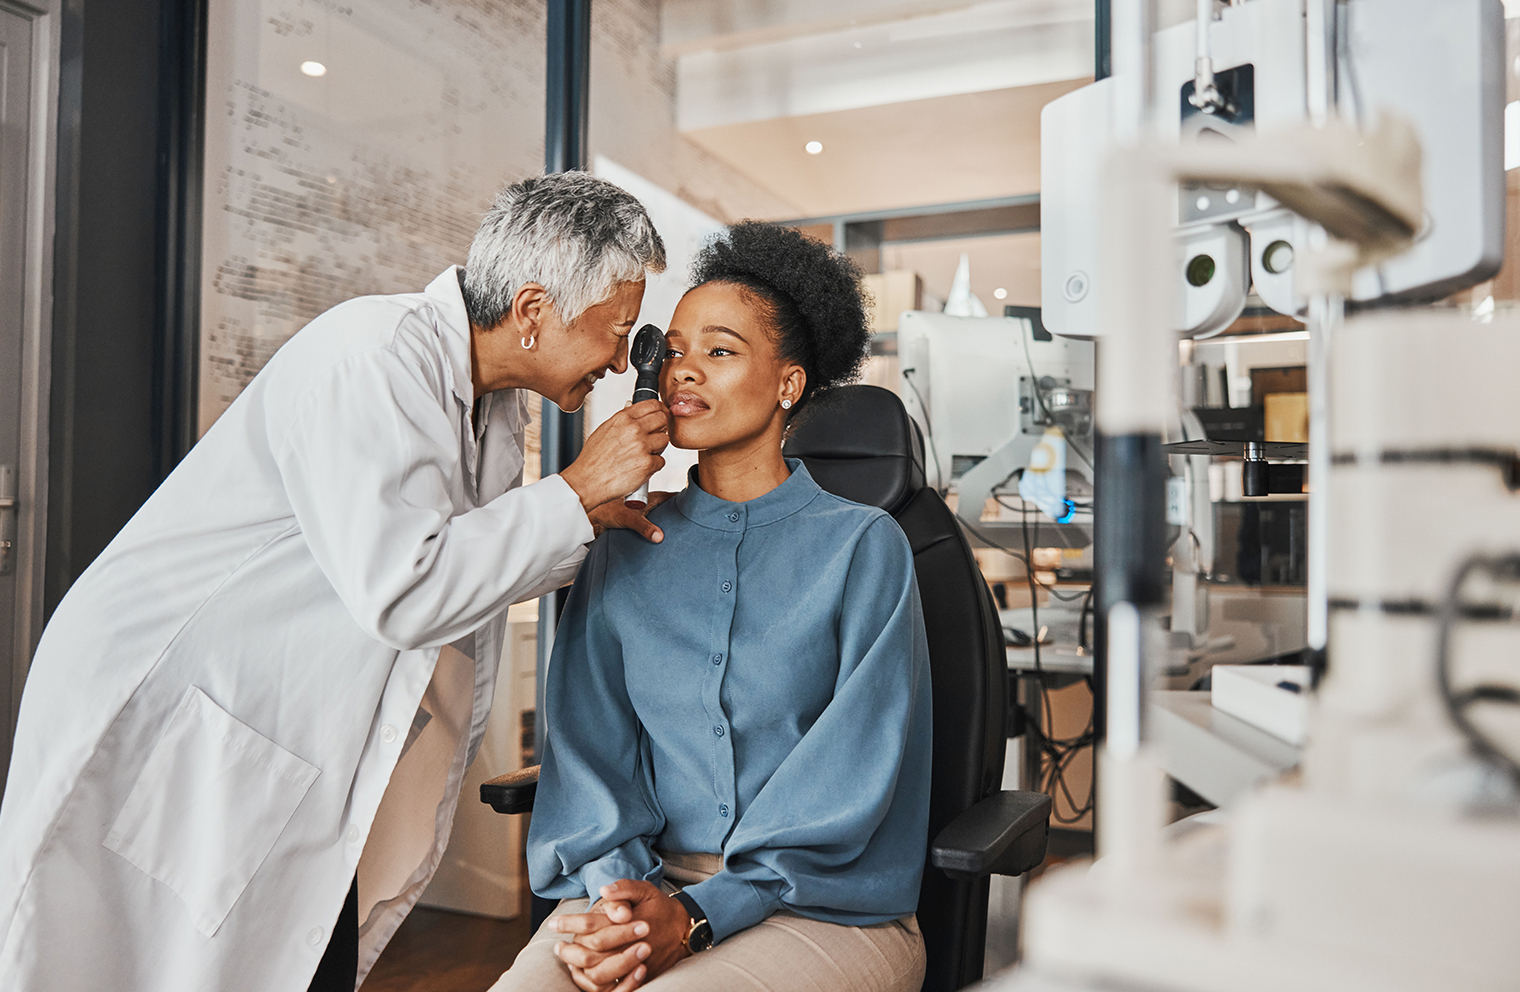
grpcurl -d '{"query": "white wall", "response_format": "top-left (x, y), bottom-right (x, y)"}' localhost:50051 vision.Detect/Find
top-left (586, 156), bottom-right (726, 494)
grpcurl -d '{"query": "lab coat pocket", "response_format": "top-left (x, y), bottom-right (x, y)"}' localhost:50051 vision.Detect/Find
top-left (103, 685), bottom-right (319, 937)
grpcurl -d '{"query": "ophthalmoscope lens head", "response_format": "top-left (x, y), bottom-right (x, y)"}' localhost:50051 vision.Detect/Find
top-left (630, 323), bottom-right (667, 375)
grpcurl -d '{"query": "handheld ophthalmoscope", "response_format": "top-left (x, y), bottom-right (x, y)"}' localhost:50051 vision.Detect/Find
top-left (625, 323), bottom-right (667, 508)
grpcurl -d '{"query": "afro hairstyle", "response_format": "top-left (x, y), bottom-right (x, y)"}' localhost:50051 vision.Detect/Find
top-left (689, 221), bottom-right (872, 417)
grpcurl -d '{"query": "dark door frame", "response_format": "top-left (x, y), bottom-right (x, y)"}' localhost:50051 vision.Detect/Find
top-left (45, 0), bottom-right (207, 616)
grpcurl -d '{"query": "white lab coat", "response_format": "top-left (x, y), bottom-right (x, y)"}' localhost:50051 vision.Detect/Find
top-left (0, 267), bottom-right (593, 991)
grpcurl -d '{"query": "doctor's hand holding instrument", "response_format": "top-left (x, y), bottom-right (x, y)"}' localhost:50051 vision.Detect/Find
top-left (560, 365), bottom-right (671, 546)
top-left (624, 323), bottom-right (668, 509)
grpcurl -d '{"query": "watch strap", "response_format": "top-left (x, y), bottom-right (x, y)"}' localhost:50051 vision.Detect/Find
top-left (671, 889), bottom-right (712, 952)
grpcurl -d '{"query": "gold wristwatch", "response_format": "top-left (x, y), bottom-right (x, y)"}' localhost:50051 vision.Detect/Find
top-left (672, 890), bottom-right (713, 953)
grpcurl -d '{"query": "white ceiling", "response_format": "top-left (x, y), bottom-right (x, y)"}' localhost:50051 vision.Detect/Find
top-left (681, 78), bottom-right (1088, 218)
top-left (672, 2), bottom-right (1094, 130)
top-left (661, 0), bottom-right (1103, 301)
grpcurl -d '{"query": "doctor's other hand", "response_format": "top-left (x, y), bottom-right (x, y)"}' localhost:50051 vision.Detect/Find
top-left (561, 399), bottom-right (670, 515)
top-left (588, 491), bottom-right (675, 543)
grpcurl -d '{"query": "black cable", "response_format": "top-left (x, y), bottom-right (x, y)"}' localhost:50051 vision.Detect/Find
top-left (959, 518), bottom-right (1032, 566)
top-left (991, 493), bottom-right (1088, 602)
top-left (1079, 585), bottom-right (1094, 651)
top-left (901, 368), bottom-right (947, 493)
top-left (1021, 324), bottom-right (1054, 423)
top-left (1022, 501), bottom-right (1043, 675)
top-left (1040, 676), bottom-right (1096, 824)
top-left (1019, 502), bottom-right (1097, 823)
top-left (1021, 322), bottom-right (1094, 472)
top-left (1047, 726), bottom-right (1096, 823)
top-left (1434, 553), bottom-right (1520, 784)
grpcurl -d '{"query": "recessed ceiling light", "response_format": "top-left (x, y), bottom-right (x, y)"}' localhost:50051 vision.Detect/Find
top-left (993, 287), bottom-right (1008, 300)
top-left (301, 61), bottom-right (327, 77)
top-left (805, 141), bottom-right (824, 155)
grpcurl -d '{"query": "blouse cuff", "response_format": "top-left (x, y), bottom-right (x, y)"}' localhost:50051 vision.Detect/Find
top-left (677, 873), bottom-right (781, 944)
top-left (578, 855), bottom-right (662, 904)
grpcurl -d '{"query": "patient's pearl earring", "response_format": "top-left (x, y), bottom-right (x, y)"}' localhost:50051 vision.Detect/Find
top-left (521, 334), bottom-right (536, 350)
top-left (781, 399), bottom-right (792, 410)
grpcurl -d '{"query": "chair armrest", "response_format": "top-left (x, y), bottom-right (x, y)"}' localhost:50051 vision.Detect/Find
top-left (481, 764), bottom-right (540, 814)
top-left (930, 790), bottom-right (1052, 881)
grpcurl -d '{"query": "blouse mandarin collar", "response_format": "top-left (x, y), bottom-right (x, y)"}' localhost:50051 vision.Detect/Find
top-left (427, 265), bottom-right (532, 428)
top-left (674, 458), bottom-right (823, 531)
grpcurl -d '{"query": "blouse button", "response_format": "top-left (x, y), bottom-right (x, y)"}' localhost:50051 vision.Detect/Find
top-left (727, 511), bottom-right (740, 522)
top-left (721, 581), bottom-right (732, 593)
top-left (713, 725), bottom-right (724, 737)
top-left (306, 926), bottom-right (325, 947)
top-left (380, 725), bottom-right (398, 744)
top-left (719, 804), bottom-right (729, 817)
top-left (712, 654), bottom-right (723, 665)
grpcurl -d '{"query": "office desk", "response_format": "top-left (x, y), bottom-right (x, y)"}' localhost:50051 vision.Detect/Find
top-left (1147, 690), bottom-right (1301, 806)
top-left (1006, 645), bottom-right (1093, 677)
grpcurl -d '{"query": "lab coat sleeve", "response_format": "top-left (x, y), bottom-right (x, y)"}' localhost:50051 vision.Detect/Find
top-left (526, 538), bottom-right (665, 900)
top-left (679, 515), bottom-right (933, 944)
top-left (275, 348), bottom-right (595, 650)
top-left (511, 547), bottom-right (589, 605)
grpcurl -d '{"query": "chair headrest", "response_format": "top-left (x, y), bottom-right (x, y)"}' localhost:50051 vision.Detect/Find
top-left (783, 385), bottom-right (927, 516)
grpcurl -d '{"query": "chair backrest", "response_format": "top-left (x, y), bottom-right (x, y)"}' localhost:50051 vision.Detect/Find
top-left (785, 385), bottom-right (1008, 992)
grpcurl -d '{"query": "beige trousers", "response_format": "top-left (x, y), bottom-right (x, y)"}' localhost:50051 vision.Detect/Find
top-left (488, 852), bottom-right (926, 992)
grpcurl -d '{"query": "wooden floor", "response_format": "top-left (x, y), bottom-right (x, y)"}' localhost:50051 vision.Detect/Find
top-left (364, 906), bottom-right (533, 992)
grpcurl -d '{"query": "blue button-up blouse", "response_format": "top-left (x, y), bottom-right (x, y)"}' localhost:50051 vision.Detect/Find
top-left (526, 460), bottom-right (933, 944)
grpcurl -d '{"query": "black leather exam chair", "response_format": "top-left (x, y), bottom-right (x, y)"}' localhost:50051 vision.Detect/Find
top-left (483, 384), bottom-right (1051, 991)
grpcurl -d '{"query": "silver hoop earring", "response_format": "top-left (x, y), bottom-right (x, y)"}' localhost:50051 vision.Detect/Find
top-left (521, 334), bottom-right (536, 350)
top-left (781, 399), bottom-right (792, 410)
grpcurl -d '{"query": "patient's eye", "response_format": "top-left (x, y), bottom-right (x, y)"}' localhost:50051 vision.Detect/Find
top-left (666, 347), bottom-right (684, 359)
top-left (710, 346), bottom-right (734, 357)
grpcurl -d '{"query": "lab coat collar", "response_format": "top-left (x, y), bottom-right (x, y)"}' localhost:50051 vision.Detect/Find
top-left (675, 458), bottom-right (823, 531)
top-left (424, 266), bottom-right (477, 410)
top-left (424, 266), bottom-right (533, 429)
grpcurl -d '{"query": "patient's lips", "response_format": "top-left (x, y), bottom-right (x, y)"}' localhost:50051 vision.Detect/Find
top-left (668, 390), bottom-right (709, 417)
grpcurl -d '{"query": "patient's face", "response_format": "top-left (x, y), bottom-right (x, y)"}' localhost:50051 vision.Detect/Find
top-left (661, 281), bottom-right (801, 453)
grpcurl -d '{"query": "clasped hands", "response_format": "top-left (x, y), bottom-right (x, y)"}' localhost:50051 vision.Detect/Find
top-left (546, 880), bottom-right (693, 992)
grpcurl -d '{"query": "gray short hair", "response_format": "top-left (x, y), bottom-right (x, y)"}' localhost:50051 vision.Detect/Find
top-left (462, 172), bottom-right (666, 328)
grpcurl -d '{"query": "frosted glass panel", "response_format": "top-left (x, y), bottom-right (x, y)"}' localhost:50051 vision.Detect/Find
top-left (198, 0), bottom-right (546, 432)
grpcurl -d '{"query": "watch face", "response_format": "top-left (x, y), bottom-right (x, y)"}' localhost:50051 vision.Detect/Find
top-left (688, 920), bottom-right (714, 953)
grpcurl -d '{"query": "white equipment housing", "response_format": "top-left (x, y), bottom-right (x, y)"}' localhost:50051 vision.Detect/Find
top-left (997, 1), bottom-right (1520, 990)
top-left (1040, 0), bottom-right (1505, 339)
top-left (1008, 311), bottom-right (1520, 992)
top-left (896, 310), bottom-right (1094, 524)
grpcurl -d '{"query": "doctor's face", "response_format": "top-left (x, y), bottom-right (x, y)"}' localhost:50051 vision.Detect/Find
top-left (661, 281), bottom-right (804, 452)
top-left (539, 279), bottom-right (645, 412)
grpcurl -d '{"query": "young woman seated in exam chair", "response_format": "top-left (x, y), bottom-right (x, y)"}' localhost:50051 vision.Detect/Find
top-left (489, 223), bottom-right (933, 992)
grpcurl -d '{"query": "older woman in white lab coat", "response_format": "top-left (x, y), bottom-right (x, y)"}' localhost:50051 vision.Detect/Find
top-left (0, 172), bottom-right (671, 992)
